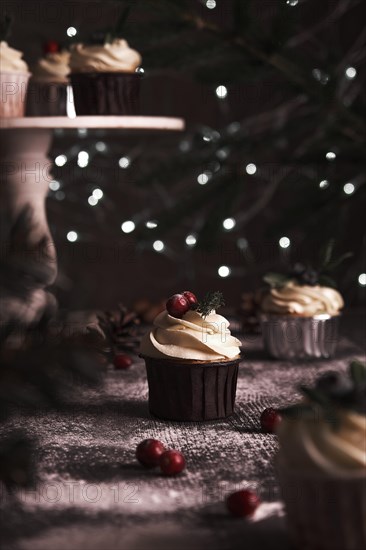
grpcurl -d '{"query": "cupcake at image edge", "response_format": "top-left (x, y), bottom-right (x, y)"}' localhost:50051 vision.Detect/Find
top-left (69, 38), bottom-right (142, 115)
top-left (0, 40), bottom-right (30, 117)
top-left (276, 362), bottom-right (366, 550)
top-left (26, 43), bottom-right (70, 116)
top-left (140, 291), bottom-right (242, 422)
top-left (259, 259), bottom-right (345, 359)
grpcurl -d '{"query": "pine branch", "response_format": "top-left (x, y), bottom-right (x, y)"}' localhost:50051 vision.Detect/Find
top-left (236, 170), bottom-right (290, 226)
top-left (136, 171), bottom-right (234, 243)
top-left (286, 0), bottom-right (361, 48)
top-left (0, 13), bottom-right (12, 41)
top-left (319, 239), bottom-right (336, 269)
top-left (0, 321), bottom-right (103, 422)
top-left (177, 9), bottom-right (365, 143)
top-left (109, 1), bottom-right (134, 42)
top-left (233, 0), bottom-right (251, 35)
top-left (281, 362), bottom-right (366, 424)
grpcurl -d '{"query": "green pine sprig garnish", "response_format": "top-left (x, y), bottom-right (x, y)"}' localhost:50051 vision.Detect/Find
top-left (194, 291), bottom-right (225, 318)
top-left (263, 238), bottom-right (352, 289)
top-left (263, 272), bottom-right (289, 288)
top-left (279, 361), bottom-right (366, 429)
top-left (107, 0), bottom-right (134, 43)
top-left (349, 360), bottom-right (366, 387)
top-left (0, 14), bottom-right (12, 42)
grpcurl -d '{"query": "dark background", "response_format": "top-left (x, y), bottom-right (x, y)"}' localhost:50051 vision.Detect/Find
top-left (2, 0), bottom-right (365, 309)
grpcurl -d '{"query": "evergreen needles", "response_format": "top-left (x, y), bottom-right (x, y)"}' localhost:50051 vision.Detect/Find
top-left (195, 291), bottom-right (225, 317)
top-left (280, 361), bottom-right (366, 429)
top-left (263, 239), bottom-right (352, 289)
top-left (0, 14), bottom-right (12, 42)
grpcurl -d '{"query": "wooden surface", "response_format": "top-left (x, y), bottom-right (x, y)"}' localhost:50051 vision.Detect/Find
top-left (0, 116), bottom-right (185, 131)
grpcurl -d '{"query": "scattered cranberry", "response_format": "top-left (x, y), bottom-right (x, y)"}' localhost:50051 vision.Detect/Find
top-left (136, 439), bottom-right (166, 468)
top-left (182, 291), bottom-right (198, 307)
top-left (166, 294), bottom-right (190, 318)
top-left (159, 450), bottom-right (186, 476)
top-left (260, 407), bottom-right (282, 433)
top-left (43, 40), bottom-right (60, 54)
top-left (226, 489), bottom-right (260, 518)
top-left (113, 354), bottom-right (132, 370)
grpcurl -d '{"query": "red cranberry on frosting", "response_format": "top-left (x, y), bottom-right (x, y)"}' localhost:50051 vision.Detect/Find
top-left (182, 291), bottom-right (198, 307)
top-left (166, 293), bottom-right (190, 318)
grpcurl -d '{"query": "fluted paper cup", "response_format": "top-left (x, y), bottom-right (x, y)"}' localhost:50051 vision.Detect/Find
top-left (260, 314), bottom-right (340, 360)
top-left (70, 72), bottom-right (141, 115)
top-left (26, 80), bottom-right (68, 116)
top-left (143, 356), bottom-right (241, 422)
top-left (277, 464), bottom-right (366, 550)
top-left (0, 72), bottom-right (30, 117)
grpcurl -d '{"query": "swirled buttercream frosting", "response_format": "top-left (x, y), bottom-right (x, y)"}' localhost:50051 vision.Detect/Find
top-left (32, 50), bottom-right (70, 83)
top-left (0, 41), bottom-right (29, 73)
top-left (69, 39), bottom-right (141, 73)
top-left (140, 310), bottom-right (241, 362)
top-left (261, 281), bottom-right (343, 317)
top-left (277, 408), bottom-right (366, 476)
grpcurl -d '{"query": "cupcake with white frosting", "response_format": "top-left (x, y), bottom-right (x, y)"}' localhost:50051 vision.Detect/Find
top-left (27, 48), bottom-right (70, 116)
top-left (277, 362), bottom-right (366, 550)
top-left (259, 263), bottom-right (344, 359)
top-left (260, 281), bottom-right (343, 318)
top-left (140, 291), bottom-right (242, 421)
top-left (0, 41), bottom-right (30, 117)
top-left (69, 39), bottom-right (142, 115)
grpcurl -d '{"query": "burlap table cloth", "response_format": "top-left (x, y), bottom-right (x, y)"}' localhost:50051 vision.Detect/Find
top-left (1, 331), bottom-right (364, 550)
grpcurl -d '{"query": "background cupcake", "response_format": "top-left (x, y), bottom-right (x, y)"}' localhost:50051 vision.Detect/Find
top-left (0, 40), bottom-right (30, 117)
top-left (277, 362), bottom-right (366, 550)
top-left (26, 42), bottom-right (70, 116)
top-left (140, 291), bottom-right (242, 421)
top-left (258, 243), bottom-right (351, 360)
top-left (69, 38), bottom-right (141, 115)
top-left (260, 277), bottom-right (343, 360)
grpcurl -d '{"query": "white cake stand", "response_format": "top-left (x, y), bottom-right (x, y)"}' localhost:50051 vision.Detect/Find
top-left (0, 116), bottom-right (185, 325)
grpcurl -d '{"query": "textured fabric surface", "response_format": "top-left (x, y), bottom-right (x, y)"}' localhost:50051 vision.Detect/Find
top-left (1, 330), bottom-right (364, 550)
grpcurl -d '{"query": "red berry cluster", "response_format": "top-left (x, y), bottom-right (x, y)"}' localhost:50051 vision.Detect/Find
top-left (136, 439), bottom-right (185, 476)
top-left (166, 291), bottom-right (197, 318)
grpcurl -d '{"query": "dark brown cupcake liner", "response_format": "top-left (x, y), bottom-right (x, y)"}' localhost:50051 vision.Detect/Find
top-left (143, 356), bottom-right (241, 422)
top-left (70, 72), bottom-right (141, 116)
top-left (26, 81), bottom-right (68, 116)
top-left (277, 464), bottom-right (366, 550)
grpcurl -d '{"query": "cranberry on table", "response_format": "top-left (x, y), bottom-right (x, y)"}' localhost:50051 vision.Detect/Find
top-left (260, 407), bottom-right (282, 433)
top-left (159, 450), bottom-right (186, 476)
top-left (136, 439), bottom-right (165, 468)
top-left (166, 294), bottom-right (190, 318)
top-left (182, 291), bottom-right (198, 306)
top-left (113, 354), bottom-right (133, 370)
top-left (226, 489), bottom-right (260, 518)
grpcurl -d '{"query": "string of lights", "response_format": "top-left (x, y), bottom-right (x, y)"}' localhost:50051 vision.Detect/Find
top-left (47, 1), bottom-right (365, 291)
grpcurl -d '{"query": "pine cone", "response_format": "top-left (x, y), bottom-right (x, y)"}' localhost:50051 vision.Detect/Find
top-left (97, 304), bottom-right (141, 355)
top-left (237, 291), bottom-right (262, 334)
